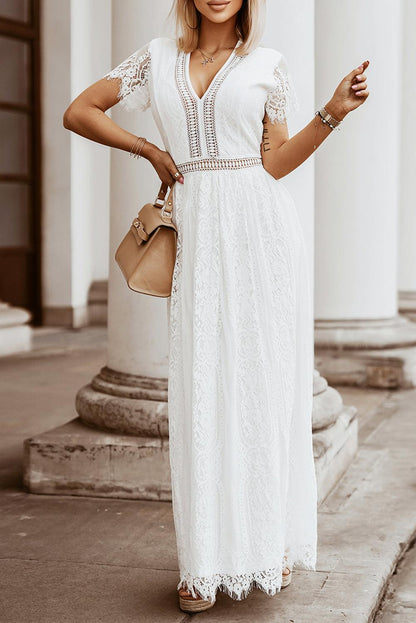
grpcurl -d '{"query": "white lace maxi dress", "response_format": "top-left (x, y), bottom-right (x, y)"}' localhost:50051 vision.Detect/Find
top-left (105, 36), bottom-right (317, 602)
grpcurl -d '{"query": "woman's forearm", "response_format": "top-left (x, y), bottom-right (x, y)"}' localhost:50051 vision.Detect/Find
top-left (62, 103), bottom-right (158, 160)
top-left (265, 100), bottom-right (346, 180)
top-left (265, 57), bottom-right (371, 180)
top-left (63, 83), bottom-right (185, 185)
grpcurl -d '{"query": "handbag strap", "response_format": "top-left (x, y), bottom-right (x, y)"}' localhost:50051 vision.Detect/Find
top-left (153, 181), bottom-right (175, 214)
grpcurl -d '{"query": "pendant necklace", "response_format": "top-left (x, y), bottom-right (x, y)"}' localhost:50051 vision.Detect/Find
top-left (197, 43), bottom-right (237, 66)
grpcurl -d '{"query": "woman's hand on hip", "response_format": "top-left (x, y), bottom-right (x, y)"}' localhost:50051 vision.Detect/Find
top-left (142, 143), bottom-right (184, 185)
top-left (325, 59), bottom-right (370, 122)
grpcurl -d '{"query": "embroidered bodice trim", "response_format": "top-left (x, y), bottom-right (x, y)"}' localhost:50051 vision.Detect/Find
top-left (175, 44), bottom-right (247, 159)
top-left (175, 50), bottom-right (202, 159)
top-left (203, 54), bottom-right (247, 157)
top-left (176, 156), bottom-right (262, 174)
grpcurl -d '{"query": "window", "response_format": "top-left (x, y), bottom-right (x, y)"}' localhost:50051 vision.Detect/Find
top-left (0, 0), bottom-right (41, 322)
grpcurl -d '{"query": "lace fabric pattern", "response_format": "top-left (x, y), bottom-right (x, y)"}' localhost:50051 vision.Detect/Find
top-left (265, 53), bottom-right (300, 124)
top-left (178, 554), bottom-right (316, 602)
top-left (167, 166), bottom-right (317, 603)
top-left (175, 50), bottom-right (202, 158)
top-left (104, 43), bottom-right (151, 112)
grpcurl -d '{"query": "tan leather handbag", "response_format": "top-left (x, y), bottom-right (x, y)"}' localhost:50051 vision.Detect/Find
top-left (115, 181), bottom-right (177, 297)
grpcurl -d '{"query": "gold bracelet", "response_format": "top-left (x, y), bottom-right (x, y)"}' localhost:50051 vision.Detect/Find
top-left (129, 137), bottom-right (140, 157)
top-left (129, 136), bottom-right (147, 159)
top-left (130, 136), bottom-right (146, 158)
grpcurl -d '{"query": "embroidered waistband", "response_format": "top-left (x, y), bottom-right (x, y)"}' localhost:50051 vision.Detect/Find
top-left (176, 156), bottom-right (263, 174)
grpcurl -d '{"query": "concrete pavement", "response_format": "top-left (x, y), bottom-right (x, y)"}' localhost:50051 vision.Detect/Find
top-left (0, 327), bottom-right (415, 622)
top-left (375, 538), bottom-right (416, 623)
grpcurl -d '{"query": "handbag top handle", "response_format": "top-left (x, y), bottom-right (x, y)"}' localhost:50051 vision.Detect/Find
top-left (154, 180), bottom-right (175, 215)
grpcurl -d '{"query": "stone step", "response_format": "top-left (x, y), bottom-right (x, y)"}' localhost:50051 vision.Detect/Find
top-left (23, 418), bottom-right (172, 501)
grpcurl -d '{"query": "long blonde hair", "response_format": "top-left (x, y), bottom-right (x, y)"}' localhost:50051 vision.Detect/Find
top-left (168, 0), bottom-right (266, 56)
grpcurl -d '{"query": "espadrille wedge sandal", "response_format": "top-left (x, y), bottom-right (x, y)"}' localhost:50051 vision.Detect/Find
top-left (281, 555), bottom-right (293, 588)
top-left (178, 587), bottom-right (216, 613)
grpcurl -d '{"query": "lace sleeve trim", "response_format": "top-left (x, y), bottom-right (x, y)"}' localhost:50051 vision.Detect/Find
top-left (104, 44), bottom-right (151, 112)
top-left (265, 53), bottom-right (299, 124)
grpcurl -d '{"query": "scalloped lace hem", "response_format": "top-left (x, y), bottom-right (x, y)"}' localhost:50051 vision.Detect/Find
top-left (177, 557), bottom-right (316, 602)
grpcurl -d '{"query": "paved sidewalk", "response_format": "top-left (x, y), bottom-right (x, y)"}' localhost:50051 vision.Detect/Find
top-left (0, 328), bottom-right (415, 622)
top-left (374, 538), bottom-right (416, 622)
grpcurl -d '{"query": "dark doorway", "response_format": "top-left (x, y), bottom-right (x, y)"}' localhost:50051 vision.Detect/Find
top-left (0, 0), bottom-right (41, 324)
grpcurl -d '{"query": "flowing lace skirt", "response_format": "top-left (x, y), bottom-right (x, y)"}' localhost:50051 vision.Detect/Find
top-left (166, 165), bottom-right (317, 602)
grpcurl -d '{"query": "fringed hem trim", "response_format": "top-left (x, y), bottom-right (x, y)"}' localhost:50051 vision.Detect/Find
top-left (177, 557), bottom-right (317, 602)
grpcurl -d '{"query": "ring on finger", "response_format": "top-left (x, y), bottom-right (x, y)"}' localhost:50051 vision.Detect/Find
top-left (174, 172), bottom-right (180, 178)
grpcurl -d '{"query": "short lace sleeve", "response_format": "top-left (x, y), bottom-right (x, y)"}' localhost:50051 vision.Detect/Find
top-left (265, 52), bottom-right (299, 124)
top-left (104, 42), bottom-right (151, 112)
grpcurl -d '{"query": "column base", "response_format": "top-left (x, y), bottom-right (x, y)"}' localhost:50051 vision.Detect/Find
top-left (312, 370), bottom-right (358, 505)
top-left (42, 305), bottom-right (89, 328)
top-left (23, 366), bottom-right (171, 500)
top-left (23, 417), bottom-right (171, 500)
top-left (88, 280), bottom-right (108, 326)
top-left (399, 291), bottom-right (416, 323)
top-left (315, 315), bottom-right (416, 388)
top-left (75, 366), bottom-right (168, 437)
top-left (0, 302), bottom-right (32, 356)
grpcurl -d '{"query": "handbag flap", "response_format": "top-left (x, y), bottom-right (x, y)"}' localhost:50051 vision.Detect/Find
top-left (137, 202), bottom-right (173, 237)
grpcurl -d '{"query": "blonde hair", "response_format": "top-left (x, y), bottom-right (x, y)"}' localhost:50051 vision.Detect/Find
top-left (168, 0), bottom-right (266, 56)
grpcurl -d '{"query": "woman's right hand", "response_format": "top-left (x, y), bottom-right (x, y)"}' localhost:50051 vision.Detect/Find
top-left (325, 60), bottom-right (370, 121)
top-left (143, 142), bottom-right (184, 185)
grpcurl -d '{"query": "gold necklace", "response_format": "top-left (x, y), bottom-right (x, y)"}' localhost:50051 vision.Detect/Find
top-left (197, 43), bottom-right (238, 66)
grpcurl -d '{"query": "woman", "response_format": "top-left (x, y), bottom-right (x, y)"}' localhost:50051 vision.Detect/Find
top-left (63, 0), bottom-right (369, 614)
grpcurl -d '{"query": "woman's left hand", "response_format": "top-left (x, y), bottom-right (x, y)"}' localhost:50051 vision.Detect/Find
top-left (325, 60), bottom-right (370, 122)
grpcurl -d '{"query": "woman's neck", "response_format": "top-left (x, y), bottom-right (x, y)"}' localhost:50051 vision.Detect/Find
top-left (197, 16), bottom-right (239, 52)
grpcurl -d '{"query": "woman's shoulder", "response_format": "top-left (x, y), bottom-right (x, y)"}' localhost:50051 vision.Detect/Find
top-left (148, 36), bottom-right (178, 55)
top-left (253, 44), bottom-right (285, 64)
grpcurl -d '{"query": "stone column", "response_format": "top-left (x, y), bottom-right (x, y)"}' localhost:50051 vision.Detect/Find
top-left (398, 0), bottom-right (416, 323)
top-left (73, 0), bottom-right (176, 495)
top-left (24, 0), bottom-right (178, 499)
top-left (42, 0), bottom-right (175, 503)
top-left (314, 0), bottom-right (416, 388)
top-left (264, 0), bottom-right (358, 503)
top-left (41, 0), bottom-right (111, 328)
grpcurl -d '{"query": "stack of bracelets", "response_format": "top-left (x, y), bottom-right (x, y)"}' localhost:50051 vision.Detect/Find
top-left (315, 106), bottom-right (342, 131)
top-left (130, 136), bottom-right (147, 158)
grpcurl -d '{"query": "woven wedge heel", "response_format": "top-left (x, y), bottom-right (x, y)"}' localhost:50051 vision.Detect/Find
top-left (178, 587), bottom-right (216, 613)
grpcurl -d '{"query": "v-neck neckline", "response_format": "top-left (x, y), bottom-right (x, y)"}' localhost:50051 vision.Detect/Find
top-left (185, 39), bottom-right (242, 103)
